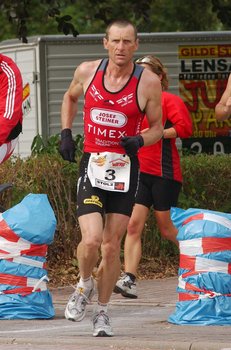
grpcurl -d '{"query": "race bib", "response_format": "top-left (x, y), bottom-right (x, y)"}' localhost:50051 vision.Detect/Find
top-left (87, 152), bottom-right (131, 192)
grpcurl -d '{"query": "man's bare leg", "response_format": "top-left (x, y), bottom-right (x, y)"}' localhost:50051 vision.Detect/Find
top-left (65, 212), bottom-right (103, 322)
top-left (77, 212), bottom-right (103, 278)
top-left (97, 213), bottom-right (130, 303)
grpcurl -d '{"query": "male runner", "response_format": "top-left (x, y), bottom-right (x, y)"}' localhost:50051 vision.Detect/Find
top-left (60, 19), bottom-right (163, 337)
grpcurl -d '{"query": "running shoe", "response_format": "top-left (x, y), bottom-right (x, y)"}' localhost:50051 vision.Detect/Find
top-left (65, 278), bottom-right (95, 321)
top-left (113, 273), bottom-right (137, 299)
top-left (92, 310), bottom-right (113, 337)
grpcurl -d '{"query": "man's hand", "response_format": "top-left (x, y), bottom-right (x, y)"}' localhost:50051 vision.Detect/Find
top-left (120, 135), bottom-right (144, 156)
top-left (60, 128), bottom-right (76, 162)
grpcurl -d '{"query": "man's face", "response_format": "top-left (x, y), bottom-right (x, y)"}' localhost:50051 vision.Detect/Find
top-left (103, 24), bottom-right (138, 66)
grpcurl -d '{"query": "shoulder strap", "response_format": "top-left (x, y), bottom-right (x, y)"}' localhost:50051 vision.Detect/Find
top-left (98, 58), bottom-right (108, 71)
top-left (133, 64), bottom-right (144, 79)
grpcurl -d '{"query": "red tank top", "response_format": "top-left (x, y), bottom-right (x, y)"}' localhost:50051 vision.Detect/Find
top-left (139, 91), bottom-right (192, 183)
top-left (83, 59), bottom-right (145, 153)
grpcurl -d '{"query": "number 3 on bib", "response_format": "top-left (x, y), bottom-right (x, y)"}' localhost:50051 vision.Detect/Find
top-left (87, 152), bottom-right (131, 192)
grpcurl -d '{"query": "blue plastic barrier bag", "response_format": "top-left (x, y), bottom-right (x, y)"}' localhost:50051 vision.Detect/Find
top-left (0, 193), bottom-right (57, 319)
top-left (168, 207), bottom-right (231, 325)
top-left (2, 193), bottom-right (56, 244)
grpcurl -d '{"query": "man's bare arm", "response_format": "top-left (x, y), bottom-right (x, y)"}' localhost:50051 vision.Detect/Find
top-left (61, 65), bottom-right (85, 129)
top-left (60, 62), bottom-right (94, 162)
top-left (141, 71), bottom-right (163, 145)
top-left (215, 74), bottom-right (231, 121)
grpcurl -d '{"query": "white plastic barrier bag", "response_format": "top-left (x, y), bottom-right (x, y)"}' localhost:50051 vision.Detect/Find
top-left (0, 193), bottom-right (57, 319)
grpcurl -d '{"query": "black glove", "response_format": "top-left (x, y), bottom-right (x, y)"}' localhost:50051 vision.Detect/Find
top-left (7, 121), bottom-right (22, 141)
top-left (60, 128), bottom-right (76, 162)
top-left (120, 135), bottom-right (144, 156)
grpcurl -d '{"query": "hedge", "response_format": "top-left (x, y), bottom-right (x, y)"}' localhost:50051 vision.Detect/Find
top-left (0, 151), bottom-right (230, 264)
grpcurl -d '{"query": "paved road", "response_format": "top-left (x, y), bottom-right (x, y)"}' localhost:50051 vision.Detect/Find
top-left (0, 277), bottom-right (231, 350)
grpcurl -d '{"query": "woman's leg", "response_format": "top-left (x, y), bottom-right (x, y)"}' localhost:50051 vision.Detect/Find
top-left (154, 209), bottom-right (179, 246)
top-left (124, 204), bottom-right (150, 275)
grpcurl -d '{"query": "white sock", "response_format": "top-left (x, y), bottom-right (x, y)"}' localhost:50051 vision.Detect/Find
top-left (96, 301), bottom-right (108, 313)
top-left (77, 276), bottom-right (93, 289)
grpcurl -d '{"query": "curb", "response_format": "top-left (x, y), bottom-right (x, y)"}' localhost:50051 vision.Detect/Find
top-left (0, 337), bottom-right (231, 350)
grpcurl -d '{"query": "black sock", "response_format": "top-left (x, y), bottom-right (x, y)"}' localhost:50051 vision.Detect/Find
top-left (125, 272), bottom-right (136, 282)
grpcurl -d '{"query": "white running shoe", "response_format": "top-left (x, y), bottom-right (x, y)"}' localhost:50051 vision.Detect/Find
top-left (92, 310), bottom-right (113, 337)
top-left (65, 278), bottom-right (95, 321)
top-left (114, 273), bottom-right (137, 299)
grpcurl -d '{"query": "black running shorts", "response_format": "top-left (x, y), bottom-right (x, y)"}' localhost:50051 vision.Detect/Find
top-left (135, 172), bottom-right (182, 211)
top-left (76, 153), bottom-right (139, 218)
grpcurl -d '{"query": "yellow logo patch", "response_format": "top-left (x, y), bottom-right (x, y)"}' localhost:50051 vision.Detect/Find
top-left (84, 195), bottom-right (103, 208)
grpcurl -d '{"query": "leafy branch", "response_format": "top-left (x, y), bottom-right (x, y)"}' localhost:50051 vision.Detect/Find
top-left (1, 0), bottom-right (79, 43)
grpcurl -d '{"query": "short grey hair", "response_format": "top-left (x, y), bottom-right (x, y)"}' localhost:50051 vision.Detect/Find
top-left (105, 19), bottom-right (138, 40)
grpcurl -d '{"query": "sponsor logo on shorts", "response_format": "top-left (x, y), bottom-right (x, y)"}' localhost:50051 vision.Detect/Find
top-left (84, 195), bottom-right (103, 207)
